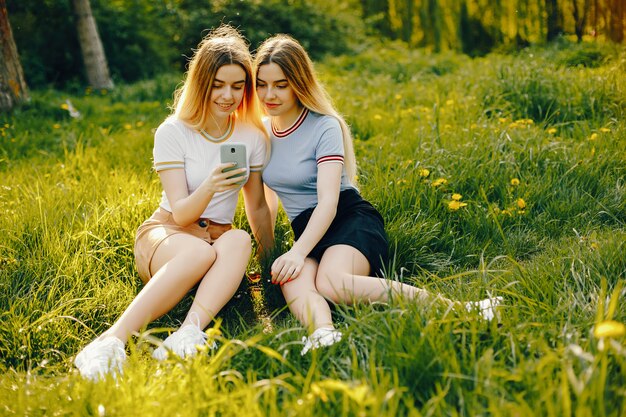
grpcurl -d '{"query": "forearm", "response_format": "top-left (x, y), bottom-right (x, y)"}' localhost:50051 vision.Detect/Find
top-left (169, 184), bottom-right (215, 226)
top-left (290, 200), bottom-right (336, 257)
top-left (246, 204), bottom-right (275, 257)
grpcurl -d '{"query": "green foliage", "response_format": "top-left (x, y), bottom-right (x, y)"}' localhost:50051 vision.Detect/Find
top-left (1, 43), bottom-right (625, 416)
top-left (9, 0), bottom-right (365, 88)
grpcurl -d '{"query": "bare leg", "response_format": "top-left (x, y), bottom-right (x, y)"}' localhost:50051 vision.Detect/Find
top-left (315, 245), bottom-right (454, 306)
top-left (181, 229), bottom-right (251, 328)
top-left (102, 233), bottom-right (216, 343)
top-left (280, 258), bottom-right (334, 331)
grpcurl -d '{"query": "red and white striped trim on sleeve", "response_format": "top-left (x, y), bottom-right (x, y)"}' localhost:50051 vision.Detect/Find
top-left (316, 154), bottom-right (344, 166)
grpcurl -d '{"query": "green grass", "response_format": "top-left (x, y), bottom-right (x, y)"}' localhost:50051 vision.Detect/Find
top-left (0, 40), bottom-right (625, 416)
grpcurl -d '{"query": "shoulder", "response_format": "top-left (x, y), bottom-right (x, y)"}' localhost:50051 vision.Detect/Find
top-left (308, 112), bottom-right (341, 133)
top-left (233, 120), bottom-right (266, 145)
top-left (155, 117), bottom-right (192, 141)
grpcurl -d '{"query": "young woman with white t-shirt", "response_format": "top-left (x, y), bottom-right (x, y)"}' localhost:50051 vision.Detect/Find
top-left (73, 26), bottom-right (273, 380)
top-left (254, 35), bottom-right (502, 355)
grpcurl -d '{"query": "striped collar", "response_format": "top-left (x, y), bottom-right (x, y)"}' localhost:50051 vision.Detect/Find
top-left (272, 108), bottom-right (309, 138)
top-left (200, 115), bottom-right (234, 143)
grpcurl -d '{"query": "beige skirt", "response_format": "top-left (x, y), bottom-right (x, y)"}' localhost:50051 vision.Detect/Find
top-left (134, 207), bottom-right (232, 282)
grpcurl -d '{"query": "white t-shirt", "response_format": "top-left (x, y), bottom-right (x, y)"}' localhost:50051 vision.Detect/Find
top-left (153, 116), bottom-right (267, 224)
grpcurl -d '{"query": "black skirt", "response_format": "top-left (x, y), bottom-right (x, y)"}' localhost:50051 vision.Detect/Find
top-left (291, 188), bottom-right (389, 277)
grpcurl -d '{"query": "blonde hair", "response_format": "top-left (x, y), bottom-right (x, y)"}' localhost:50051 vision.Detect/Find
top-left (172, 25), bottom-right (266, 141)
top-left (254, 34), bottom-right (357, 184)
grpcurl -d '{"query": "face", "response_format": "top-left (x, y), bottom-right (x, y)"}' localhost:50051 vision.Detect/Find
top-left (256, 62), bottom-right (300, 121)
top-left (209, 64), bottom-right (246, 118)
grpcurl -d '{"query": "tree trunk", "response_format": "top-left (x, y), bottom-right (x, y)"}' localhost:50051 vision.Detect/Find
top-left (608, 0), bottom-right (624, 43)
top-left (72, 0), bottom-right (113, 89)
top-left (572, 0), bottom-right (590, 43)
top-left (0, 0), bottom-right (29, 112)
top-left (545, 0), bottom-right (562, 41)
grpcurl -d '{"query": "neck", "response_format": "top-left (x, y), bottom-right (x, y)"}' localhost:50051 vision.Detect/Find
top-left (203, 114), bottom-right (231, 137)
top-left (274, 105), bottom-right (304, 131)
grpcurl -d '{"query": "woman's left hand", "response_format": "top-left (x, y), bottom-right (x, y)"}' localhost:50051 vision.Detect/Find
top-left (271, 249), bottom-right (305, 285)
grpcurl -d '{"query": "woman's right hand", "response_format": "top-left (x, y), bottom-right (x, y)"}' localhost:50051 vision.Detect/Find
top-left (203, 163), bottom-right (247, 194)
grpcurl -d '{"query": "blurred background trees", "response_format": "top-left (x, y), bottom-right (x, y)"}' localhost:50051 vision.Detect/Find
top-left (5, 0), bottom-right (625, 90)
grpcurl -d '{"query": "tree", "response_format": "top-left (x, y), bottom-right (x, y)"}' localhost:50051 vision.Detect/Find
top-left (0, 0), bottom-right (29, 112)
top-left (572, 0), bottom-right (590, 42)
top-left (72, 0), bottom-right (113, 89)
top-left (545, 0), bottom-right (562, 41)
top-left (607, 0), bottom-right (624, 43)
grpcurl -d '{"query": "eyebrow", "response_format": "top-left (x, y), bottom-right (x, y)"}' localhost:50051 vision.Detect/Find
top-left (256, 77), bottom-right (288, 84)
top-left (214, 78), bottom-right (246, 84)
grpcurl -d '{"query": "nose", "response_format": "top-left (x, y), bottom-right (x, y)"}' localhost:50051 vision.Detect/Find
top-left (266, 86), bottom-right (277, 99)
top-left (222, 86), bottom-right (233, 99)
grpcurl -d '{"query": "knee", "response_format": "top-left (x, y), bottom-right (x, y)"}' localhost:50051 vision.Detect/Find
top-left (315, 269), bottom-right (341, 303)
top-left (228, 229), bottom-right (252, 253)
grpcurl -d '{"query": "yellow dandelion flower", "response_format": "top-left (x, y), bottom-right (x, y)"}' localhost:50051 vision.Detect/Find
top-left (445, 99), bottom-right (454, 106)
top-left (431, 178), bottom-right (447, 187)
top-left (510, 178), bottom-right (520, 186)
top-left (589, 133), bottom-right (598, 141)
top-left (53, 123), bottom-right (61, 129)
top-left (451, 193), bottom-right (462, 201)
top-left (594, 320), bottom-right (626, 339)
top-left (395, 94), bottom-right (402, 100)
top-left (123, 123), bottom-right (132, 130)
top-left (547, 127), bottom-right (557, 134)
top-left (396, 179), bottom-right (407, 185)
top-left (590, 242), bottom-right (599, 250)
top-left (516, 198), bottom-right (526, 209)
top-left (418, 168), bottom-right (430, 178)
top-left (508, 122), bottom-right (519, 129)
top-left (448, 200), bottom-right (467, 211)
top-left (136, 121), bottom-right (145, 127)
top-left (60, 103), bottom-right (69, 110)
top-left (525, 119), bottom-right (534, 125)
top-left (373, 114), bottom-right (382, 120)
top-left (599, 127), bottom-right (610, 133)
top-left (498, 117), bottom-right (508, 123)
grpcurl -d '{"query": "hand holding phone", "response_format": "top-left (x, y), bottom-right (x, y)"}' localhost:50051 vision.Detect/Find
top-left (220, 143), bottom-right (247, 185)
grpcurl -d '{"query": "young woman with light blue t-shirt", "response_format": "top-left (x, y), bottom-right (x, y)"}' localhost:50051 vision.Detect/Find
top-left (254, 35), bottom-right (502, 355)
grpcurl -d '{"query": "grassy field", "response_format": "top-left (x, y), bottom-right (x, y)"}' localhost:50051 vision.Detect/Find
top-left (0, 40), bottom-right (625, 416)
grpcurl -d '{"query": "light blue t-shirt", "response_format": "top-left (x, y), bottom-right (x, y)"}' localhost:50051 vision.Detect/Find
top-left (262, 109), bottom-right (355, 221)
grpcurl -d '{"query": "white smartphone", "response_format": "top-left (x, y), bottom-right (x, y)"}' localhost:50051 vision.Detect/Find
top-left (220, 143), bottom-right (247, 185)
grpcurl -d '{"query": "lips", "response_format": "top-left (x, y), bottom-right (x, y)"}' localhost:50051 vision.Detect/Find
top-left (265, 103), bottom-right (280, 110)
top-left (216, 103), bottom-right (234, 110)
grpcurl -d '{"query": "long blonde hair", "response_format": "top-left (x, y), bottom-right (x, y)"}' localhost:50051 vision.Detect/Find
top-left (254, 34), bottom-right (357, 184)
top-left (172, 25), bottom-right (266, 140)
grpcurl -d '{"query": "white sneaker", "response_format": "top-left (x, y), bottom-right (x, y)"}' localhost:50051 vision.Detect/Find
top-left (152, 324), bottom-right (216, 360)
top-left (300, 327), bottom-right (342, 355)
top-left (74, 336), bottom-right (126, 381)
top-left (465, 296), bottom-right (503, 321)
